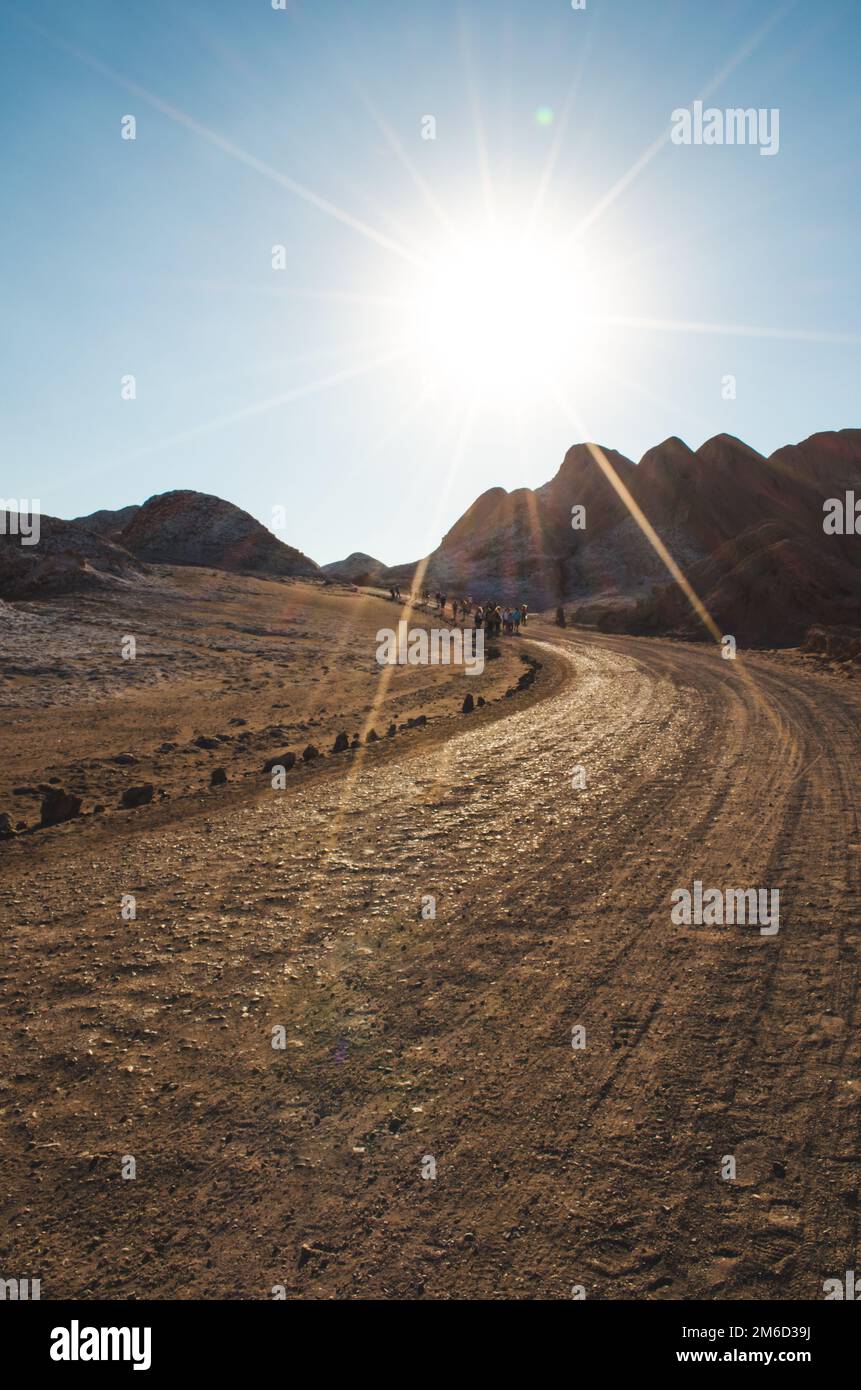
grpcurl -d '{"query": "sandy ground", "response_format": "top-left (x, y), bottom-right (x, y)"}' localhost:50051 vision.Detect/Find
top-left (0, 570), bottom-right (527, 826)
top-left (0, 588), bottom-right (858, 1300)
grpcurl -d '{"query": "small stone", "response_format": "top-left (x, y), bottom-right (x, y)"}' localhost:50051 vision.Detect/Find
top-left (263, 752), bottom-right (296, 773)
top-left (119, 784), bottom-right (154, 809)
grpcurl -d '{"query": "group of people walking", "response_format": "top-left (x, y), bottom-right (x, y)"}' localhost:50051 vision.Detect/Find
top-left (475, 602), bottom-right (527, 636)
top-left (424, 591), bottom-right (528, 635)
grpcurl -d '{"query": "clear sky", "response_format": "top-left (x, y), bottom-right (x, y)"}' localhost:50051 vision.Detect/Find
top-left (2, 0), bottom-right (859, 566)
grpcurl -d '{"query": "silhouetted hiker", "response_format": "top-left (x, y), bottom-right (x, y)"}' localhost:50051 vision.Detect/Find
top-left (521, 602), bottom-right (528, 626)
top-left (556, 605), bottom-right (567, 628)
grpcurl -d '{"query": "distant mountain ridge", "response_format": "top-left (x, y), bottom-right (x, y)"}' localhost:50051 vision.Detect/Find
top-left (7, 434), bottom-right (861, 643)
top-left (73, 504), bottom-right (141, 538)
top-left (118, 490), bottom-right (318, 576)
top-left (321, 552), bottom-right (387, 584)
top-left (380, 429), bottom-right (861, 644)
top-left (1, 489), bottom-right (318, 597)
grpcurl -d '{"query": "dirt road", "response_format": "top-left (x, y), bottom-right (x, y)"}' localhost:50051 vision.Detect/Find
top-left (2, 627), bottom-right (859, 1299)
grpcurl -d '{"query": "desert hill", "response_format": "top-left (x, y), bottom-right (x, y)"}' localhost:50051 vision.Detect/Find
top-left (321, 552), bottom-right (387, 584)
top-left (118, 490), bottom-right (318, 576)
top-left (73, 503), bottom-right (141, 539)
top-left (0, 512), bottom-right (147, 598)
top-left (381, 429), bottom-right (861, 644)
top-left (1, 491), bottom-right (319, 599)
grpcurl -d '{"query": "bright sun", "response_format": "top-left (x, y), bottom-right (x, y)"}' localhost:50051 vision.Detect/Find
top-left (410, 226), bottom-right (607, 407)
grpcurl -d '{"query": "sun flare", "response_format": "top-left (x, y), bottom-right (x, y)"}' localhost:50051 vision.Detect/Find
top-left (408, 225), bottom-right (608, 407)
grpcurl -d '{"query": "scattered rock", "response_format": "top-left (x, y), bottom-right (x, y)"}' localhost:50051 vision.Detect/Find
top-left (366, 729), bottom-right (379, 742)
top-left (462, 693), bottom-right (475, 714)
top-left (111, 752), bottom-right (139, 765)
top-left (193, 736), bottom-right (220, 750)
top-left (332, 732), bottom-right (350, 753)
top-left (0, 813), bottom-right (16, 838)
top-left (157, 742), bottom-right (178, 753)
top-left (263, 752), bottom-right (296, 773)
top-left (119, 784), bottom-right (154, 809)
top-left (40, 788), bottom-right (83, 827)
top-left (210, 768), bottom-right (228, 786)
top-left (12, 786), bottom-right (38, 796)
top-left (386, 723), bottom-right (396, 738)
top-left (302, 745), bottom-right (320, 762)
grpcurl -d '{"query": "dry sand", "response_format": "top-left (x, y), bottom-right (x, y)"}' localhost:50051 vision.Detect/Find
top-left (1, 581), bottom-right (858, 1300)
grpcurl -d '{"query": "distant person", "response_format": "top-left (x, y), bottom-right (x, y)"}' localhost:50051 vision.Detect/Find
top-left (521, 602), bottom-right (528, 627)
top-left (513, 606), bottom-right (521, 633)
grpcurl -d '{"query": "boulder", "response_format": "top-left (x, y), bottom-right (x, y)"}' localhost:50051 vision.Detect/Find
top-left (120, 784), bottom-right (154, 809)
top-left (40, 788), bottom-right (83, 827)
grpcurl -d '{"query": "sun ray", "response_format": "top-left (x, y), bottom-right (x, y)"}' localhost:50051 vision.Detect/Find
top-left (526, 10), bottom-right (603, 235)
top-left (552, 392), bottom-right (724, 644)
top-left (568, 0), bottom-right (800, 243)
top-left (320, 401), bottom-right (479, 852)
top-left (353, 87), bottom-right (455, 238)
top-left (588, 314), bottom-right (861, 345)
top-left (12, 14), bottom-right (430, 271)
top-left (170, 277), bottom-right (414, 312)
top-left (458, 13), bottom-right (497, 230)
top-left (119, 345), bottom-right (415, 464)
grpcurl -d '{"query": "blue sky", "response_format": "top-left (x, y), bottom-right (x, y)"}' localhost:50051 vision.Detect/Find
top-left (2, 0), bottom-right (859, 565)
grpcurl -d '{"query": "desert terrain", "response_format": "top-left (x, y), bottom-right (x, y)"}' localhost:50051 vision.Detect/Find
top-left (1, 576), bottom-right (858, 1299)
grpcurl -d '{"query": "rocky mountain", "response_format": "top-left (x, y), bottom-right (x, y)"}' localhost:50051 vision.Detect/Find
top-left (1, 490), bottom-right (319, 599)
top-left (321, 552), bottom-right (387, 585)
top-left (117, 490), bottom-right (318, 577)
top-left (73, 504), bottom-right (141, 539)
top-left (383, 429), bottom-right (861, 644)
top-left (0, 512), bottom-right (147, 598)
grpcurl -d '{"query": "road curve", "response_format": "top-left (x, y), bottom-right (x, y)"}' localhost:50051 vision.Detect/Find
top-left (2, 628), bottom-right (859, 1299)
